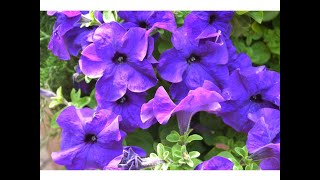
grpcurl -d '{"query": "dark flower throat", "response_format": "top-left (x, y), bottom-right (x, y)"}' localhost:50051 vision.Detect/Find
top-left (250, 94), bottom-right (263, 103)
top-left (187, 54), bottom-right (201, 64)
top-left (84, 134), bottom-right (98, 144)
top-left (112, 52), bottom-right (127, 64)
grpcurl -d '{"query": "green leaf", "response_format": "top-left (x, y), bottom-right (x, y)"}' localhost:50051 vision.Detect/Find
top-left (178, 159), bottom-right (186, 164)
top-left (234, 147), bottom-right (247, 158)
top-left (189, 151), bottom-right (200, 159)
top-left (84, 76), bottom-right (92, 83)
top-left (251, 162), bottom-right (260, 170)
top-left (158, 41), bottom-right (172, 54)
top-left (125, 129), bottom-right (154, 155)
top-left (49, 100), bottom-right (62, 109)
top-left (163, 151), bottom-right (170, 159)
top-left (56, 86), bottom-right (63, 98)
top-left (157, 143), bottom-right (165, 158)
top-left (50, 107), bottom-right (66, 129)
top-left (236, 11), bottom-right (248, 15)
top-left (103, 11), bottom-right (116, 23)
top-left (186, 134), bottom-right (203, 144)
top-left (246, 11), bottom-right (264, 24)
top-left (248, 41), bottom-right (271, 65)
top-left (262, 11), bottom-right (279, 22)
top-left (245, 163), bottom-right (254, 170)
top-left (187, 160), bottom-right (194, 167)
top-left (150, 153), bottom-right (158, 158)
top-left (166, 131), bottom-right (180, 142)
top-left (70, 89), bottom-right (91, 108)
top-left (231, 15), bottom-right (252, 37)
top-left (87, 89), bottom-right (97, 109)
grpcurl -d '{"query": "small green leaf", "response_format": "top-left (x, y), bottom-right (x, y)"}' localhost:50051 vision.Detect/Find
top-left (157, 143), bottom-right (165, 158)
top-left (187, 160), bottom-right (194, 167)
top-left (236, 11), bottom-right (248, 15)
top-left (178, 159), bottom-right (186, 164)
top-left (246, 11), bottom-right (264, 24)
top-left (56, 86), bottom-right (63, 98)
top-left (70, 89), bottom-right (91, 108)
top-left (166, 131), bottom-right (180, 142)
top-left (87, 89), bottom-right (97, 109)
top-left (158, 41), bottom-right (172, 54)
top-left (150, 153), bottom-right (158, 158)
top-left (251, 163), bottom-right (260, 170)
top-left (50, 107), bottom-right (67, 129)
top-left (262, 11), bottom-right (279, 22)
top-left (103, 11), bottom-right (116, 23)
top-left (163, 151), bottom-right (170, 159)
top-left (186, 134), bottom-right (203, 144)
top-left (84, 76), bottom-right (92, 83)
top-left (235, 147), bottom-right (247, 158)
top-left (248, 41), bottom-right (271, 65)
top-left (245, 163), bottom-right (254, 170)
top-left (189, 151), bottom-right (200, 159)
top-left (49, 100), bottom-right (62, 109)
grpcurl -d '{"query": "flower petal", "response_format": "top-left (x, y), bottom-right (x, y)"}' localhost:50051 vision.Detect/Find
top-left (121, 27), bottom-right (148, 61)
top-left (126, 59), bottom-right (158, 93)
top-left (153, 86), bottom-right (176, 124)
top-left (260, 158), bottom-right (280, 170)
top-left (157, 48), bottom-right (189, 83)
top-left (195, 156), bottom-right (233, 170)
top-left (93, 22), bottom-right (126, 48)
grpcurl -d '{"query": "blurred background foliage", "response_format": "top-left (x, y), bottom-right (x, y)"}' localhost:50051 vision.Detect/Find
top-left (40, 11), bottom-right (279, 170)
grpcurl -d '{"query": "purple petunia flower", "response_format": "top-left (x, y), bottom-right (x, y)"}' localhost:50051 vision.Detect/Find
top-left (51, 106), bottom-right (124, 170)
top-left (96, 90), bottom-right (154, 132)
top-left (247, 108), bottom-right (280, 170)
top-left (225, 39), bottom-right (252, 73)
top-left (141, 80), bottom-right (224, 134)
top-left (183, 11), bottom-right (234, 39)
top-left (117, 11), bottom-right (176, 34)
top-left (79, 22), bottom-right (158, 101)
top-left (195, 156), bottom-right (234, 170)
top-left (218, 66), bottom-right (280, 133)
top-left (48, 11), bottom-right (98, 60)
top-left (157, 26), bottom-right (229, 102)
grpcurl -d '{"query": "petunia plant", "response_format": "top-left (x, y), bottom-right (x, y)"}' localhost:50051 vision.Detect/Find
top-left (40, 10), bottom-right (280, 170)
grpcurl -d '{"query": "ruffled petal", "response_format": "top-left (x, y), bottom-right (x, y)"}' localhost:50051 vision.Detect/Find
top-left (157, 48), bottom-right (189, 83)
top-left (153, 86), bottom-right (176, 124)
top-left (121, 27), bottom-right (148, 61)
top-left (195, 156), bottom-right (233, 170)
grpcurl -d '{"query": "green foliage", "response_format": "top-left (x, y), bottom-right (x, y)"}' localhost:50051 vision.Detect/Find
top-left (126, 129), bottom-right (155, 155)
top-left (49, 87), bottom-right (66, 108)
top-left (231, 11), bottom-right (280, 72)
top-left (149, 130), bottom-right (203, 170)
top-left (70, 89), bottom-right (91, 108)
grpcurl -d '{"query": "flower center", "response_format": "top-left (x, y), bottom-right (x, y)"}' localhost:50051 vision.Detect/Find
top-left (84, 134), bottom-right (98, 143)
top-left (187, 54), bottom-right (201, 64)
top-left (117, 95), bottom-right (128, 104)
top-left (112, 52), bottom-right (127, 64)
top-left (138, 21), bottom-right (148, 29)
top-left (250, 94), bottom-right (263, 103)
top-left (209, 15), bottom-right (216, 24)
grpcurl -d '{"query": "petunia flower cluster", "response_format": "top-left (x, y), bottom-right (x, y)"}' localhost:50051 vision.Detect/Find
top-left (47, 11), bottom-right (280, 170)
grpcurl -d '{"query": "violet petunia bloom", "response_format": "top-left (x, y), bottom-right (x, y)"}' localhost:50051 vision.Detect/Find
top-left (51, 106), bottom-right (124, 170)
top-left (96, 90), bottom-right (154, 132)
top-left (79, 22), bottom-right (158, 101)
top-left (225, 39), bottom-right (252, 73)
top-left (247, 108), bottom-right (280, 170)
top-left (218, 66), bottom-right (280, 133)
top-left (141, 80), bottom-right (224, 134)
top-left (157, 26), bottom-right (229, 102)
top-left (117, 11), bottom-right (176, 34)
top-left (195, 156), bottom-right (234, 170)
top-left (183, 11), bottom-right (234, 39)
top-left (48, 11), bottom-right (97, 60)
